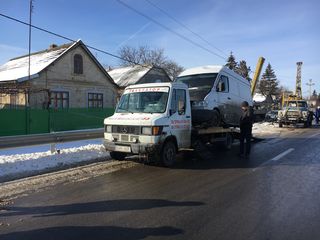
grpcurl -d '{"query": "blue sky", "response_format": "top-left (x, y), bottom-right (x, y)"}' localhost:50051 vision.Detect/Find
top-left (0, 0), bottom-right (319, 95)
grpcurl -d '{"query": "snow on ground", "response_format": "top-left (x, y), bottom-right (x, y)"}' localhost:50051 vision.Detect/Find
top-left (0, 139), bottom-right (109, 180)
top-left (252, 121), bottom-right (281, 138)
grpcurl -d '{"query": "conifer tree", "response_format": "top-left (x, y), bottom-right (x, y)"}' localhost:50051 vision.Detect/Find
top-left (258, 63), bottom-right (279, 96)
top-left (225, 52), bottom-right (237, 70)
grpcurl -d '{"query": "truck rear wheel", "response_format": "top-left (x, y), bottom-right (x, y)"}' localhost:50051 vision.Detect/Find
top-left (161, 140), bottom-right (176, 167)
top-left (110, 151), bottom-right (127, 160)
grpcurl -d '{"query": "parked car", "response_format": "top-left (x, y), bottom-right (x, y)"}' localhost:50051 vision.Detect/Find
top-left (265, 110), bottom-right (278, 122)
top-left (175, 65), bottom-right (253, 127)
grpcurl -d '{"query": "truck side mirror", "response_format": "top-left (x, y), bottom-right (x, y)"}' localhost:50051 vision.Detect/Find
top-left (169, 109), bottom-right (176, 116)
top-left (178, 100), bottom-right (185, 115)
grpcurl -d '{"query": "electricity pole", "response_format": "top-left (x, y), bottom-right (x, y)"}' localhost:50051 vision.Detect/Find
top-left (306, 79), bottom-right (315, 99)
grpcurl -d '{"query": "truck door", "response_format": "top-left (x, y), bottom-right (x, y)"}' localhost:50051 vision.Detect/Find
top-left (216, 75), bottom-right (232, 124)
top-left (169, 88), bottom-right (191, 148)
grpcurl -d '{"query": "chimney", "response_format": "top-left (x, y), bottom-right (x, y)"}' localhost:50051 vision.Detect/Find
top-left (49, 44), bottom-right (58, 50)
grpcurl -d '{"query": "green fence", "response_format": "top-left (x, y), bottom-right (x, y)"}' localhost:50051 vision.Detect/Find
top-left (0, 108), bottom-right (114, 137)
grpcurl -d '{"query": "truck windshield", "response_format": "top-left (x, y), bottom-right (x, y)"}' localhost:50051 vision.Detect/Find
top-left (175, 73), bottom-right (218, 89)
top-left (116, 88), bottom-right (169, 113)
top-left (285, 101), bottom-right (308, 108)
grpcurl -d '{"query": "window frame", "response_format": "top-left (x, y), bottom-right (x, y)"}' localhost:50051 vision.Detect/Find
top-left (217, 75), bottom-right (229, 93)
top-left (74, 54), bottom-right (83, 74)
top-left (171, 89), bottom-right (186, 115)
top-left (88, 92), bottom-right (104, 108)
top-left (50, 91), bottom-right (69, 109)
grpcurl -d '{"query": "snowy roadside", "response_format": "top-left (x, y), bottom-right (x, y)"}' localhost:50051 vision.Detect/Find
top-left (252, 122), bottom-right (281, 139)
top-left (0, 122), bottom-right (282, 183)
top-left (0, 139), bottom-right (110, 182)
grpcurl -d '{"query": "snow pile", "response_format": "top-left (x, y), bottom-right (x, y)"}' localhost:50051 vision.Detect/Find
top-left (252, 122), bottom-right (280, 138)
top-left (0, 140), bottom-right (109, 179)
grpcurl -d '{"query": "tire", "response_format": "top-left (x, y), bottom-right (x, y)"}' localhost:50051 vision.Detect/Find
top-left (208, 110), bottom-right (221, 127)
top-left (279, 122), bottom-right (283, 128)
top-left (161, 140), bottom-right (177, 167)
top-left (110, 151), bottom-right (127, 160)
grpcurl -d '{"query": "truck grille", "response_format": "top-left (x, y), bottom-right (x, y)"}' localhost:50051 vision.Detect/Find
top-left (112, 125), bottom-right (140, 135)
top-left (286, 111), bottom-right (300, 117)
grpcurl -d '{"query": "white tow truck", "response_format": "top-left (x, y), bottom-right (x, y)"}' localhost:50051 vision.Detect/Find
top-left (104, 82), bottom-right (241, 166)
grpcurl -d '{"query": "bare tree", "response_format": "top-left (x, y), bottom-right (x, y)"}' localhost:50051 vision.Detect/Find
top-left (118, 45), bottom-right (184, 79)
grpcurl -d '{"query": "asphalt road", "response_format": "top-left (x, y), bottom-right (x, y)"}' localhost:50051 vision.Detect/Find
top-left (1, 126), bottom-right (320, 240)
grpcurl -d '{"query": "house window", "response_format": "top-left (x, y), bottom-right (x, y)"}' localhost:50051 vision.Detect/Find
top-left (88, 93), bottom-right (103, 108)
top-left (74, 54), bottom-right (83, 74)
top-left (50, 91), bottom-right (69, 109)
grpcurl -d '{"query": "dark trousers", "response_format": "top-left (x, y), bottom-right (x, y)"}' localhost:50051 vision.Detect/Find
top-left (240, 127), bottom-right (252, 155)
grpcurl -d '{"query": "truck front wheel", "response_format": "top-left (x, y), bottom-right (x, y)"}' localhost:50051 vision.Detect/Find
top-left (110, 151), bottom-right (127, 160)
top-left (161, 141), bottom-right (177, 167)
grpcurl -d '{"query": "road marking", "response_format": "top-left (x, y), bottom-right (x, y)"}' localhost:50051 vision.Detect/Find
top-left (270, 148), bottom-right (294, 161)
top-left (307, 132), bottom-right (320, 139)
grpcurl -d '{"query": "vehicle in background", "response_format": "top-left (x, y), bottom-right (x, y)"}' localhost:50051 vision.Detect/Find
top-left (278, 99), bottom-right (313, 127)
top-left (175, 65), bottom-right (252, 127)
top-left (265, 110), bottom-right (278, 122)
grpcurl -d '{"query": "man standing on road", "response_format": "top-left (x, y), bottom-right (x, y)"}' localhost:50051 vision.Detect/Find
top-left (315, 106), bottom-right (320, 125)
top-left (239, 101), bottom-right (254, 158)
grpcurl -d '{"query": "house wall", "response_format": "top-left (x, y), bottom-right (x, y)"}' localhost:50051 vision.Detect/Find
top-left (29, 45), bottom-right (118, 109)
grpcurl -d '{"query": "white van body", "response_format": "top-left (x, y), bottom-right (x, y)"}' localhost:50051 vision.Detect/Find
top-left (176, 65), bottom-right (252, 126)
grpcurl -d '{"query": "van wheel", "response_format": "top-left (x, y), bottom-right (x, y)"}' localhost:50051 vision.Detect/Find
top-left (210, 110), bottom-right (221, 127)
top-left (110, 151), bottom-right (127, 160)
top-left (161, 141), bottom-right (177, 167)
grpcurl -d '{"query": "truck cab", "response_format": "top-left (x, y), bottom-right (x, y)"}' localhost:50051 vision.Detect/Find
top-left (104, 82), bottom-right (192, 166)
top-left (278, 99), bottom-right (313, 128)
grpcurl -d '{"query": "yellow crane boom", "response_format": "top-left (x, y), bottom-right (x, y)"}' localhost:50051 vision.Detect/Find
top-left (251, 57), bottom-right (265, 96)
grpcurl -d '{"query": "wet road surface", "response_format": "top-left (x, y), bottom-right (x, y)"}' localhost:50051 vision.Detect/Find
top-left (1, 127), bottom-right (320, 240)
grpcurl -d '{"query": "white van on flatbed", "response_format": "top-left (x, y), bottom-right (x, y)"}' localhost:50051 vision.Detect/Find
top-left (175, 65), bottom-right (252, 127)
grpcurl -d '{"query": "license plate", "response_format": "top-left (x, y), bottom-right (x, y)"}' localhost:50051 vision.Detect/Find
top-left (288, 118), bottom-right (296, 121)
top-left (114, 145), bottom-right (131, 153)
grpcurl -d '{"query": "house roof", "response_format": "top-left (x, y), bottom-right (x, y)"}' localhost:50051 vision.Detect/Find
top-left (107, 65), bottom-right (152, 87)
top-left (0, 42), bottom-right (77, 82)
top-left (0, 40), bottom-right (116, 86)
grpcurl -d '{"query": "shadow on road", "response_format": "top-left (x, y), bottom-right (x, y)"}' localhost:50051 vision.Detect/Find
top-left (0, 225), bottom-right (184, 240)
top-left (1, 199), bottom-right (204, 217)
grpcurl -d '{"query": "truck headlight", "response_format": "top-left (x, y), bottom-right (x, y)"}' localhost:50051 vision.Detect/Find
top-left (142, 126), bottom-right (152, 135)
top-left (105, 125), bottom-right (112, 133)
top-left (302, 111), bottom-right (308, 117)
top-left (142, 126), bottom-right (163, 135)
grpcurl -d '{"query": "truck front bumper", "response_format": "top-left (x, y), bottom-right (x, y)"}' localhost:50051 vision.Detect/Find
top-left (104, 140), bottom-right (161, 154)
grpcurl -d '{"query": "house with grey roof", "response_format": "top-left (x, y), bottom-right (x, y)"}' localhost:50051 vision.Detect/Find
top-left (107, 65), bottom-right (171, 95)
top-left (0, 40), bottom-right (118, 109)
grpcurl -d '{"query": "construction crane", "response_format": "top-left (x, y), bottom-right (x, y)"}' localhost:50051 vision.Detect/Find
top-left (250, 57), bottom-right (265, 96)
top-left (295, 62), bottom-right (303, 98)
top-left (282, 61), bottom-right (303, 106)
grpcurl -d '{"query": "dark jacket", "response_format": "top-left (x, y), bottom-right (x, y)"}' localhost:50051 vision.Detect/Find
top-left (240, 107), bottom-right (254, 129)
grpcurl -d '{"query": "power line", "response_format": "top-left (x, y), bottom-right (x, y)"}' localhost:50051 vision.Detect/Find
top-left (0, 12), bottom-right (161, 70)
top-left (116, 0), bottom-right (226, 60)
top-left (144, 0), bottom-right (228, 57)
